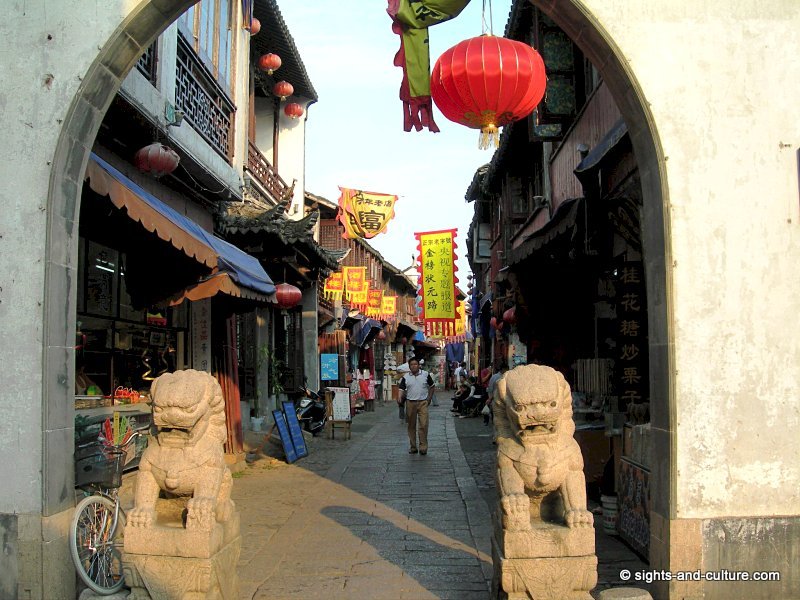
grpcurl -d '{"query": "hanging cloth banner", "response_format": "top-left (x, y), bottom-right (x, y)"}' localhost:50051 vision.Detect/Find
top-left (343, 266), bottom-right (369, 307)
top-left (323, 272), bottom-right (345, 301)
top-left (414, 228), bottom-right (459, 337)
top-left (337, 187), bottom-right (399, 239)
top-left (366, 288), bottom-right (384, 319)
top-left (381, 295), bottom-right (397, 320)
top-left (387, 0), bottom-right (470, 133)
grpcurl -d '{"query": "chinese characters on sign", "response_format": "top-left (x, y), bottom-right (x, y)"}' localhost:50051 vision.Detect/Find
top-left (191, 298), bottom-right (211, 372)
top-left (337, 187), bottom-right (398, 240)
top-left (381, 295), bottom-right (397, 320)
top-left (415, 229), bottom-right (459, 336)
top-left (323, 272), bottom-right (344, 301)
top-left (366, 288), bottom-right (384, 319)
top-left (343, 266), bottom-right (368, 308)
top-left (613, 262), bottom-right (649, 412)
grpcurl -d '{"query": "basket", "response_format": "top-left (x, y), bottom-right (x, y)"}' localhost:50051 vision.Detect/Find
top-left (74, 444), bottom-right (125, 488)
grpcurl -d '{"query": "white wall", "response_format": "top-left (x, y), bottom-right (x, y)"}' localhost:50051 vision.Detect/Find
top-left (582, 0), bottom-right (800, 517)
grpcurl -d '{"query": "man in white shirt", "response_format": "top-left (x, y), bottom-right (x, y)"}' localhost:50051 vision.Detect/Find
top-left (454, 362), bottom-right (466, 387)
top-left (398, 357), bottom-right (435, 455)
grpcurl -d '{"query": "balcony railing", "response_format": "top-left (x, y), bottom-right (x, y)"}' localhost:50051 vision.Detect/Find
top-left (246, 141), bottom-right (291, 202)
top-left (175, 35), bottom-right (234, 162)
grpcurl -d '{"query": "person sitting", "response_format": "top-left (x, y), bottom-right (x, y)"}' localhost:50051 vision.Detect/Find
top-left (450, 382), bottom-right (471, 414)
top-left (460, 377), bottom-right (487, 417)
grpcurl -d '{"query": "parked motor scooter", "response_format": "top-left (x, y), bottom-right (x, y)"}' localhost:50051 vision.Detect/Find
top-left (296, 384), bottom-right (326, 436)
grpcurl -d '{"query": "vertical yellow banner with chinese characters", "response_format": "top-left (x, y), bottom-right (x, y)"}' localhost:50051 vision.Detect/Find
top-left (414, 229), bottom-right (458, 337)
top-left (343, 267), bottom-right (369, 307)
top-left (381, 296), bottom-right (397, 320)
top-left (366, 288), bottom-right (384, 318)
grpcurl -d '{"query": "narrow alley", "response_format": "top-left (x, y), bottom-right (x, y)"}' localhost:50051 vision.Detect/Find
top-left (220, 393), bottom-right (649, 600)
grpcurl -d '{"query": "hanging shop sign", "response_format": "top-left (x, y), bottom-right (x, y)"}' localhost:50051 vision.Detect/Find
top-left (381, 295), bottom-right (397, 320)
top-left (366, 288), bottom-right (384, 319)
top-left (323, 271), bottom-right (345, 301)
top-left (343, 266), bottom-right (369, 308)
top-left (415, 228), bottom-right (459, 336)
top-left (337, 187), bottom-right (398, 240)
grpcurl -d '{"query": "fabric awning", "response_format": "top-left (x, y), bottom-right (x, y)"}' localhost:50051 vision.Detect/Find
top-left (167, 273), bottom-right (273, 306)
top-left (353, 318), bottom-right (383, 347)
top-left (85, 154), bottom-right (276, 300)
top-left (509, 197), bottom-right (583, 266)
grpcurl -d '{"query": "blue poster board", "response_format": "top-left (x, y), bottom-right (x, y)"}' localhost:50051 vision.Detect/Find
top-left (320, 353), bottom-right (338, 381)
top-left (271, 410), bottom-right (298, 464)
top-left (281, 401), bottom-right (308, 458)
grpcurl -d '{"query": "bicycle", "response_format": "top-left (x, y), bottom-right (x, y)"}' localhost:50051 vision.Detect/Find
top-left (70, 431), bottom-right (139, 595)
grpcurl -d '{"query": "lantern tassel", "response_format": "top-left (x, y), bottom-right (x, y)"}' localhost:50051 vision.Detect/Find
top-left (479, 125), bottom-right (500, 150)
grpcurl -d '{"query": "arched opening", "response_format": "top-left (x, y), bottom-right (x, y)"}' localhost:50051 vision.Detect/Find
top-left (42, 0), bottom-right (672, 594)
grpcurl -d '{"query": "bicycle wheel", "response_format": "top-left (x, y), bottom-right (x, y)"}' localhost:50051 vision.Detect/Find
top-left (69, 494), bottom-right (126, 595)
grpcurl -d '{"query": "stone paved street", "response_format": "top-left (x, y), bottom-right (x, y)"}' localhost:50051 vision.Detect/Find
top-left (235, 394), bottom-right (493, 599)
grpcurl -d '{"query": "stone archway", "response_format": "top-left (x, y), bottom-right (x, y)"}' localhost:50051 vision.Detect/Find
top-left (36, 0), bottom-right (674, 595)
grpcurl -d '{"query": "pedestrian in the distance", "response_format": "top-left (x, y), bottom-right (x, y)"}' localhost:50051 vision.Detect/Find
top-left (398, 357), bottom-right (435, 455)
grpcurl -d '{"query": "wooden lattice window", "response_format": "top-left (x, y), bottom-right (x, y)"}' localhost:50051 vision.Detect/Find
top-left (135, 41), bottom-right (158, 86)
top-left (175, 34), bottom-right (235, 161)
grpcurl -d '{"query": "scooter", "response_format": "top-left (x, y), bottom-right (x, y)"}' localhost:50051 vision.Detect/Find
top-left (296, 384), bottom-right (326, 436)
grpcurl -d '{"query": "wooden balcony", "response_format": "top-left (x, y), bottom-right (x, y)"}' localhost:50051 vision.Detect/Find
top-left (246, 141), bottom-right (291, 202)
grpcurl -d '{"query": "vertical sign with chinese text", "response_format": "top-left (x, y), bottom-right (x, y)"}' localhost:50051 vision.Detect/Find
top-left (191, 298), bottom-right (211, 372)
top-left (613, 262), bottom-right (649, 412)
top-left (415, 229), bottom-right (459, 336)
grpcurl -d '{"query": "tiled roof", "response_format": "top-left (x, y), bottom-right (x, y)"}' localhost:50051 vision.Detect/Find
top-left (252, 0), bottom-right (318, 102)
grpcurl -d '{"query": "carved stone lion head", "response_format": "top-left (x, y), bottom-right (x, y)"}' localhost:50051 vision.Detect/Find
top-left (497, 364), bottom-right (575, 446)
top-left (150, 369), bottom-right (227, 448)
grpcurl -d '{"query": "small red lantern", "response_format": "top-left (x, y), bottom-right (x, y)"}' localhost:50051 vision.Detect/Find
top-left (134, 143), bottom-right (180, 178)
top-left (274, 283), bottom-right (302, 309)
top-left (431, 36), bottom-right (547, 149)
top-left (502, 307), bottom-right (517, 325)
top-left (249, 17), bottom-right (261, 36)
top-left (284, 102), bottom-right (304, 119)
top-left (258, 53), bottom-right (281, 75)
top-left (377, 330), bottom-right (387, 341)
top-left (273, 80), bottom-right (294, 100)
top-left (490, 316), bottom-right (504, 331)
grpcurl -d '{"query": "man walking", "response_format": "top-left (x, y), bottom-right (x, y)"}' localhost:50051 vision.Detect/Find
top-left (398, 357), bottom-right (435, 455)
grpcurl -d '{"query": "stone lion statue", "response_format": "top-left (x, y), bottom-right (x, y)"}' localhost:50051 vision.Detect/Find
top-left (493, 364), bottom-right (593, 531)
top-left (129, 369), bottom-right (234, 530)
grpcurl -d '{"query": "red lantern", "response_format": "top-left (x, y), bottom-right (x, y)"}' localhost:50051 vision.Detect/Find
top-left (490, 316), bottom-right (505, 331)
top-left (249, 17), bottom-right (261, 36)
top-left (284, 102), bottom-right (304, 119)
top-left (431, 36), bottom-right (547, 149)
top-left (273, 80), bottom-right (294, 100)
top-left (503, 307), bottom-right (517, 325)
top-left (274, 283), bottom-right (302, 309)
top-left (377, 330), bottom-right (387, 341)
top-left (134, 143), bottom-right (180, 178)
top-left (401, 336), bottom-right (408, 345)
top-left (258, 53), bottom-right (281, 75)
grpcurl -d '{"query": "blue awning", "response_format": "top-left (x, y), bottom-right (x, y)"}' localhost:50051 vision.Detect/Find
top-left (352, 318), bottom-right (382, 347)
top-left (85, 154), bottom-right (275, 299)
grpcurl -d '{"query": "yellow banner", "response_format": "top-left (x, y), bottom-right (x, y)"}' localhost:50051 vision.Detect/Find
top-left (366, 288), bottom-right (384, 318)
top-left (381, 296), bottom-right (397, 319)
top-left (323, 272), bottom-right (344, 301)
top-left (415, 229), bottom-right (458, 336)
top-left (337, 187), bottom-right (398, 240)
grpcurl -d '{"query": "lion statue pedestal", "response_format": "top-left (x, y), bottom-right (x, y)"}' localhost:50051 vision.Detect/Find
top-left (122, 370), bottom-right (241, 600)
top-left (491, 364), bottom-right (598, 600)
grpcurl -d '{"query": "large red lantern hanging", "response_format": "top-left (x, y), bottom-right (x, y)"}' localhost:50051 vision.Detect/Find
top-left (284, 102), bottom-right (304, 119)
top-left (134, 142), bottom-right (180, 178)
top-left (431, 35), bottom-right (547, 149)
top-left (274, 283), bottom-right (302, 309)
top-left (273, 81), bottom-right (294, 100)
top-left (258, 53), bottom-right (281, 75)
top-left (503, 306), bottom-right (517, 325)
